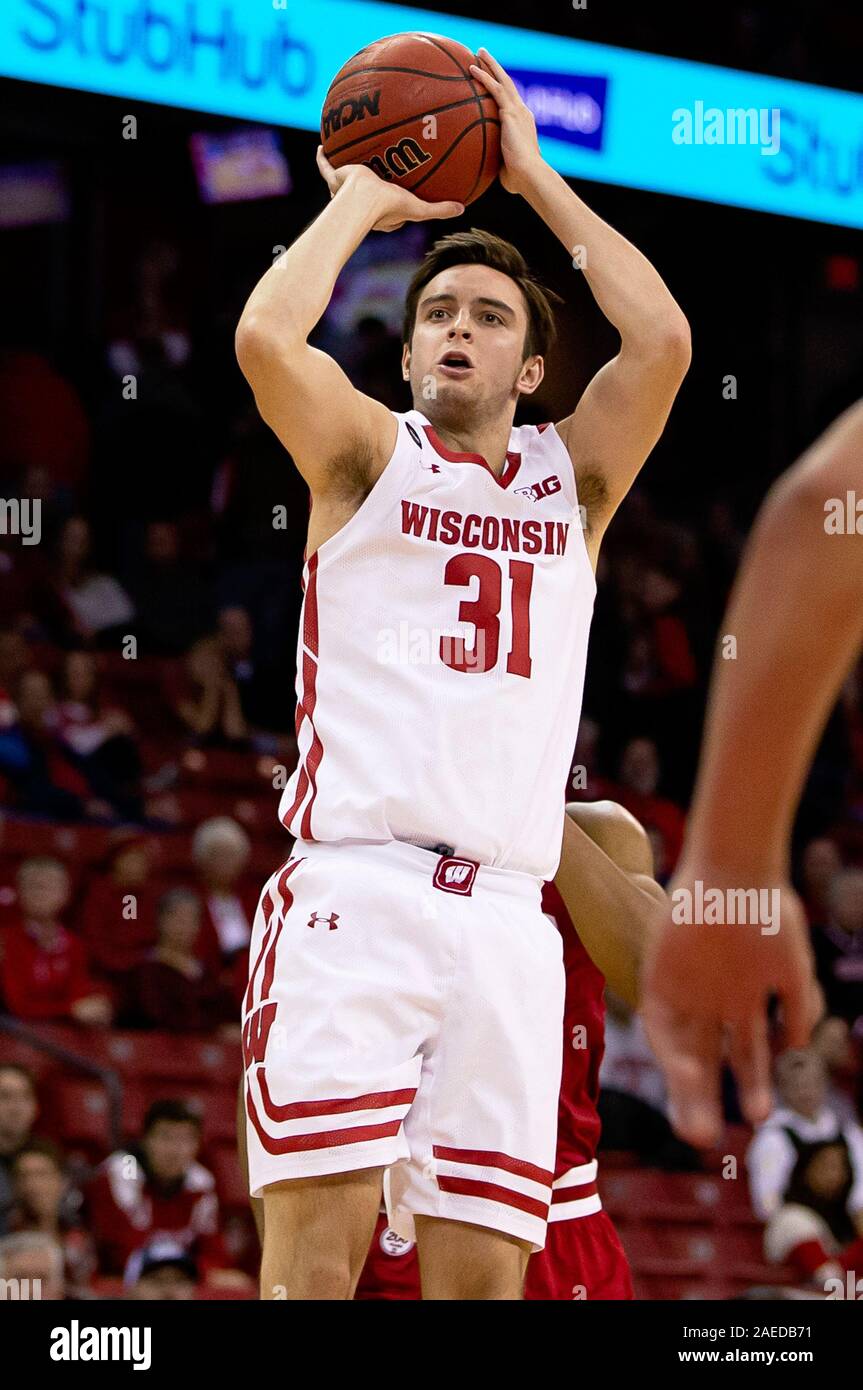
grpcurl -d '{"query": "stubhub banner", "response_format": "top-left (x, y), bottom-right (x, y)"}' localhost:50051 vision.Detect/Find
top-left (1, 0), bottom-right (861, 228)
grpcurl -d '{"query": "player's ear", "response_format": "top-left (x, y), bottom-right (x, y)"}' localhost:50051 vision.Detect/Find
top-left (517, 354), bottom-right (544, 396)
top-left (401, 342), bottom-right (411, 382)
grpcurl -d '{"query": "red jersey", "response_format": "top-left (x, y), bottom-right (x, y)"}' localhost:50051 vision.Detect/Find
top-left (542, 879), bottom-right (605, 1217)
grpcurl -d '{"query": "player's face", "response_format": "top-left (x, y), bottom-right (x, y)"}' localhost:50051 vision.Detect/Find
top-left (404, 263), bottom-right (543, 424)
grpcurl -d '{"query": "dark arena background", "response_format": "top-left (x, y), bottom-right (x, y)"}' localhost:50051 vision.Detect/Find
top-left (1, 0), bottom-right (863, 1336)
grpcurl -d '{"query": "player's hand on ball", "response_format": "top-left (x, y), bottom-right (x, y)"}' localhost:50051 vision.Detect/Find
top-left (316, 147), bottom-right (464, 232)
top-left (640, 867), bottom-right (820, 1149)
top-left (469, 48), bottom-right (543, 194)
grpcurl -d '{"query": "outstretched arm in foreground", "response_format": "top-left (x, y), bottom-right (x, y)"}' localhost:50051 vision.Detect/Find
top-left (642, 401), bottom-right (863, 1148)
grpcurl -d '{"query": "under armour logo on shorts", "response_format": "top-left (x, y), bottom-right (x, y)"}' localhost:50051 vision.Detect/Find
top-left (432, 856), bottom-right (479, 896)
top-left (308, 911), bottom-right (340, 930)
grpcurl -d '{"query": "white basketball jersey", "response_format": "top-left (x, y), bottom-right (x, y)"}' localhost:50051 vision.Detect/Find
top-left (280, 408), bottom-right (596, 880)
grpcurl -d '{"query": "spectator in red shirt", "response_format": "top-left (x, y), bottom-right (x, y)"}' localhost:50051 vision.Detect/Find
top-left (86, 1099), bottom-right (250, 1288)
top-left (0, 858), bottom-right (111, 1026)
top-left (123, 890), bottom-right (237, 1035)
top-left (77, 835), bottom-right (157, 988)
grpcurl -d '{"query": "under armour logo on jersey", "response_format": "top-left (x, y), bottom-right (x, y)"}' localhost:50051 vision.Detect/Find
top-left (432, 856), bottom-right (479, 896)
top-left (515, 475), bottom-right (562, 502)
top-left (308, 912), bottom-right (340, 930)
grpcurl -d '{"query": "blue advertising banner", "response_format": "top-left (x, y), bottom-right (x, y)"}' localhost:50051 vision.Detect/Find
top-left (0, 0), bottom-right (861, 228)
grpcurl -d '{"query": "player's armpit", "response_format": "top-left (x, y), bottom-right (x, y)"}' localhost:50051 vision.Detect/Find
top-left (555, 332), bottom-right (690, 554)
top-left (235, 332), bottom-right (398, 496)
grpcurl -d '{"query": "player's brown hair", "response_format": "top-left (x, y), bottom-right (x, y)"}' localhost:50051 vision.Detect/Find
top-left (402, 228), bottom-right (561, 360)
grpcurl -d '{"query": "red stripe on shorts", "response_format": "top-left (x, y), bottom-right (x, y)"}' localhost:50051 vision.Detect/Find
top-left (258, 859), bottom-right (302, 1002)
top-left (551, 1180), bottom-right (599, 1204)
top-left (257, 1073), bottom-right (417, 1123)
top-left (246, 1087), bottom-right (403, 1156)
top-left (243, 888), bottom-right (275, 1017)
top-left (436, 1175), bottom-right (549, 1221)
top-left (434, 1145), bottom-right (553, 1188)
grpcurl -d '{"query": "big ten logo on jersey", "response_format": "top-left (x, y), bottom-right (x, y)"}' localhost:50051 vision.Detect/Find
top-left (515, 475), bottom-right (562, 503)
top-left (432, 856), bottom-right (478, 896)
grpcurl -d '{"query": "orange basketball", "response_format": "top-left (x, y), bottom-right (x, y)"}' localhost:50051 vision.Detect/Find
top-left (321, 32), bottom-right (502, 206)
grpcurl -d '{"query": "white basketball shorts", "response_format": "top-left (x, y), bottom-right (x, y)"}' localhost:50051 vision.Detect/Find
top-left (242, 838), bottom-right (565, 1251)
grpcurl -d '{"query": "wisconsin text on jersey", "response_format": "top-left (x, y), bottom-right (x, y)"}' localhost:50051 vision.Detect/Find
top-left (400, 501), bottom-right (571, 556)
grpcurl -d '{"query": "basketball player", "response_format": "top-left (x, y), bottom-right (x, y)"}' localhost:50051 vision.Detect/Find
top-left (235, 47), bottom-right (690, 1299)
top-left (643, 401), bottom-right (863, 1149)
top-left (238, 800), bottom-right (667, 1300)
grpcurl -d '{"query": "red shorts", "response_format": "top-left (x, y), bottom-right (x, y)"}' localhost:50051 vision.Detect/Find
top-left (524, 1207), bottom-right (633, 1301)
top-left (354, 1207), bottom-right (633, 1300)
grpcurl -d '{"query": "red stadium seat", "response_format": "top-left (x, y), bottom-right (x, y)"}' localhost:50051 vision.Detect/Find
top-left (621, 1225), bottom-right (719, 1276)
top-left (45, 1076), bottom-right (134, 1152)
top-left (0, 1032), bottom-right (59, 1081)
top-left (90, 1030), bottom-right (242, 1086)
top-left (600, 1166), bottom-right (758, 1226)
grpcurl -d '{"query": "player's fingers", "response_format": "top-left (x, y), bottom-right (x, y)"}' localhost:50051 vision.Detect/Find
top-left (315, 145), bottom-right (339, 194)
top-left (476, 47), bottom-right (518, 96)
top-left (643, 1002), bottom-right (725, 1147)
top-left (414, 199), bottom-right (465, 222)
top-left (726, 1005), bottom-right (773, 1129)
top-left (468, 63), bottom-right (504, 100)
top-left (778, 950), bottom-right (820, 1050)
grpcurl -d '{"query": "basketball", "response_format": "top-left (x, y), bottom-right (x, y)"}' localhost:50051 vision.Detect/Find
top-left (320, 32), bottom-right (502, 206)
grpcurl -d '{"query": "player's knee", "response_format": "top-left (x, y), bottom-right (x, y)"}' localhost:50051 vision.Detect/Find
top-left (261, 1242), bottom-right (354, 1300)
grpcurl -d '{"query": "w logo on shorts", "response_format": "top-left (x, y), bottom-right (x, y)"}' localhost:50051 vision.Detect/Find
top-left (432, 856), bottom-right (479, 896)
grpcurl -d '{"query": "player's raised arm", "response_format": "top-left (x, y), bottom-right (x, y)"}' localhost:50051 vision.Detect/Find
top-left (554, 801), bottom-right (667, 1009)
top-left (235, 154), bottom-right (463, 494)
top-left (469, 49), bottom-right (690, 555)
top-left (642, 400), bottom-right (863, 1148)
